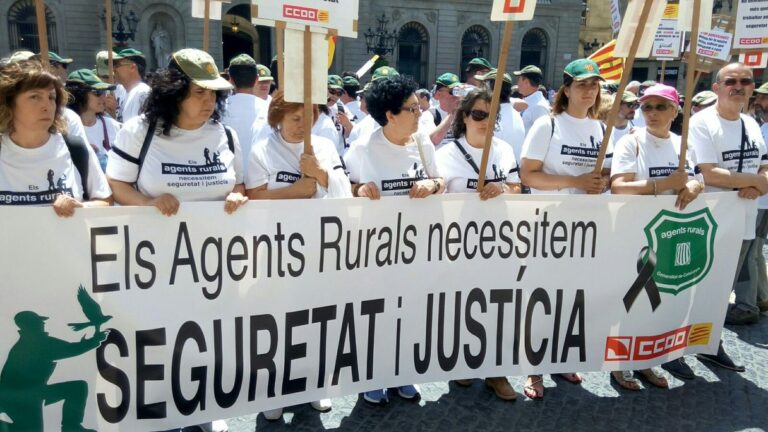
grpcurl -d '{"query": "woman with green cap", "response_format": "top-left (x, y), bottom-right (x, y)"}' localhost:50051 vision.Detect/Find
top-left (519, 58), bottom-right (612, 399)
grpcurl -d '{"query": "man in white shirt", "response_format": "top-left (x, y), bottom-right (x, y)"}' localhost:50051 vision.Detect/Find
top-left (96, 50), bottom-right (125, 120)
top-left (751, 82), bottom-right (768, 312)
top-left (111, 48), bottom-right (150, 122)
top-left (476, 69), bottom-right (526, 164)
top-left (513, 65), bottom-right (550, 133)
top-left (691, 90), bottom-right (717, 114)
top-left (690, 63), bottom-right (767, 370)
top-left (340, 75), bottom-right (366, 122)
top-left (429, 73), bottom-right (461, 147)
top-left (222, 54), bottom-right (267, 168)
top-left (254, 64), bottom-right (273, 105)
top-left (612, 91), bottom-right (639, 143)
top-left (464, 57), bottom-right (492, 87)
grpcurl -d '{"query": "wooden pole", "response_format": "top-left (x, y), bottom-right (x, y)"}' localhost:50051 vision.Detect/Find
top-left (203, 0), bottom-right (210, 52)
top-left (276, 22), bottom-right (286, 91)
top-left (679, 0), bottom-right (701, 170)
top-left (593, 0), bottom-right (654, 174)
top-left (660, 60), bottom-right (667, 84)
top-left (477, 20), bottom-right (514, 192)
top-left (105, 0), bottom-right (114, 83)
top-left (303, 27), bottom-right (314, 155)
top-left (34, 0), bottom-right (49, 66)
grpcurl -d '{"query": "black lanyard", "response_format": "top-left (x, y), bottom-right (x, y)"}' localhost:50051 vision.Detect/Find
top-left (453, 140), bottom-right (480, 174)
top-left (737, 119), bottom-right (748, 173)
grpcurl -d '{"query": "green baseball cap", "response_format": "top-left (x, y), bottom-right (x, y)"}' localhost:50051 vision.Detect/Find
top-left (7, 50), bottom-right (35, 64)
top-left (45, 51), bottom-right (73, 64)
top-left (564, 59), bottom-right (604, 81)
top-left (67, 68), bottom-right (115, 90)
top-left (755, 82), bottom-right (768, 95)
top-left (229, 54), bottom-right (257, 68)
top-left (256, 64), bottom-right (273, 81)
top-left (466, 57), bottom-right (493, 71)
top-left (691, 90), bottom-right (717, 106)
top-left (475, 68), bottom-right (512, 84)
top-left (513, 65), bottom-right (543, 77)
top-left (371, 66), bottom-right (399, 81)
top-left (172, 48), bottom-right (232, 91)
top-left (436, 72), bottom-right (461, 88)
top-left (328, 74), bottom-right (344, 89)
top-left (621, 91), bottom-right (639, 104)
top-left (342, 76), bottom-right (360, 87)
top-left (113, 47), bottom-right (145, 60)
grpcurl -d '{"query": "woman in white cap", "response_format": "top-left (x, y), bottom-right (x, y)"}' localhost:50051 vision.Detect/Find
top-left (610, 84), bottom-right (703, 387)
top-left (519, 58), bottom-right (611, 399)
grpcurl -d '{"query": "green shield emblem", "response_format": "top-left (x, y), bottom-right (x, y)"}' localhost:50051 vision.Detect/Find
top-left (643, 208), bottom-right (717, 294)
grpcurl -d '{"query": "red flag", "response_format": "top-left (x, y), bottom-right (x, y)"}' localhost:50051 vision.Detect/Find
top-left (588, 39), bottom-right (624, 82)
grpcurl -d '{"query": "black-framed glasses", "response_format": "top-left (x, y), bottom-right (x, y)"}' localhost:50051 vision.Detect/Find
top-left (468, 109), bottom-right (490, 121)
top-left (400, 104), bottom-right (420, 115)
top-left (720, 77), bottom-right (754, 87)
top-left (329, 88), bottom-right (343, 96)
top-left (640, 103), bottom-right (672, 112)
top-left (622, 102), bottom-right (640, 110)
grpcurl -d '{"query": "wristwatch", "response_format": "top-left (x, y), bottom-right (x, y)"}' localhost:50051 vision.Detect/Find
top-left (431, 179), bottom-right (440, 194)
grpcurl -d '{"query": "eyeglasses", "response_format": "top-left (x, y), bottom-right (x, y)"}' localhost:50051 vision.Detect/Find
top-left (92, 90), bottom-right (107, 96)
top-left (329, 89), bottom-right (343, 96)
top-left (622, 102), bottom-right (640, 110)
top-left (113, 61), bottom-right (132, 69)
top-left (720, 77), bottom-right (754, 87)
top-left (640, 103), bottom-right (673, 112)
top-left (468, 109), bottom-right (490, 121)
top-left (400, 105), bottom-right (420, 115)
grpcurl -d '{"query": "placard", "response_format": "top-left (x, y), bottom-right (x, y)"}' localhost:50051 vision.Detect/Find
top-left (490, 0), bottom-right (537, 21)
top-left (614, 0), bottom-right (668, 58)
top-left (677, 0), bottom-right (714, 32)
top-left (739, 51), bottom-right (768, 69)
top-left (733, 0), bottom-right (768, 50)
top-left (652, 19), bottom-right (685, 59)
top-left (253, 0), bottom-right (359, 38)
top-left (283, 28), bottom-right (328, 104)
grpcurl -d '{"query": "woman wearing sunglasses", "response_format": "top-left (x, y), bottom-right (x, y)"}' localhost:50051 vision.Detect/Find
top-left (65, 69), bottom-right (122, 171)
top-left (519, 59), bottom-right (611, 399)
top-left (609, 84), bottom-right (702, 389)
top-left (436, 87), bottom-right (520, 400)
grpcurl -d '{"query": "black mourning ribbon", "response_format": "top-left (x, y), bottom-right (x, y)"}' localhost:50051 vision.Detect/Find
top-left (623, 246), bottom-right (662, 312)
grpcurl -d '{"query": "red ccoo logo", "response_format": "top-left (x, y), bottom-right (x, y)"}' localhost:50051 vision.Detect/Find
top-left (605, 337), bottom-right (632, 361)
top-left (503, 0), bottom-right (527, 13)
top-left (604, 323), bottom-right (712, 361)
top-left (283, 4), bottom-right (318, 22)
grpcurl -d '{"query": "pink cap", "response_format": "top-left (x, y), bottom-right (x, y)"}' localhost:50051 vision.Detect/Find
top-left (639, 84), bottom-right (679, 106)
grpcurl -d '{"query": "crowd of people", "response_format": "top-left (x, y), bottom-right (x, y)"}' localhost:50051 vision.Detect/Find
top-left (1, 44), bottom-right (767, 431)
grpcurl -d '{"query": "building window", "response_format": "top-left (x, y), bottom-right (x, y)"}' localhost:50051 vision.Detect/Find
top-left (397, 22), bottom-right (429, 88)
top-left (460, 25), bottom-right (491, 82)
top-left (7, 0), bottom-right (58, 53)
top-left (520, 28), bottom-right (548, 79)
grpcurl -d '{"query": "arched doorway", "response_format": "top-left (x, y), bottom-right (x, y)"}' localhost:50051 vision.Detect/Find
top-left (397, 22), bottom-right (429, 88)
top-left (520, 28), bottom-right (548, 79)
top-left (460, 25), bottom-right (491, 81)
top-left (7, 0), bottom-right (58, 52)
top-left (223, 4), bottom-right (254, 66)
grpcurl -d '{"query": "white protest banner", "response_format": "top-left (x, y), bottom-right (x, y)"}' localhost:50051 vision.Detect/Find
top-left (733, 0), bottom-right (768, 50)
top-left (0, 194), bottom-right (744, 430)
top-left (653, 19), bottom-right (685, 59)
top-left (283, 28), bottom-right (328, 104)
top-left (739, 51), bottom-right (768, 68)
top-left (191, 0), bottom-right (222, 20)
top-left (490, 0), bottom-right (537, 21)
top-left (677, 0), bottom-right (714, 32)
top-left (253, 0), bottom-right (359, 38)
top-left (695, 28), bottom-right (734, 61)
top-left (610, 0), bottom-right (622, 36)
top-left (614, 0), bottom-right (667, 58)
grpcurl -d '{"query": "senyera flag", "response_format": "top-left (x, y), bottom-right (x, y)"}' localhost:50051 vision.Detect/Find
top-left (739, 51), bottom-right (768, 69)
top-left (491, 0), bottom-right (537, 21)
top-left (588, 39), bottom-right (624, 82)
top-left (328, 35), bottom-right (337, 69)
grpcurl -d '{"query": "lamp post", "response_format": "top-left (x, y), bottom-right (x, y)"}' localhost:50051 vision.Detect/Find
top-left (364, 13), bottom-right (398, 57)
top-left (101, 0), bottom-right (139, 47)
top-left (583, 38), bottom-right (601, 56)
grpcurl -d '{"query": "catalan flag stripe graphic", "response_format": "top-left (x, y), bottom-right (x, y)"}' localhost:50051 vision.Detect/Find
top-left (588, 39), bottom-right (624, 82)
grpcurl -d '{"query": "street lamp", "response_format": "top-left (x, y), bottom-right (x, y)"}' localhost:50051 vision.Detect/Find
top-left (364, 13), bottom-right (398, 57)
top-left (583, 38), bottom-right (601, 56)
top-left (101, 0), bottom-right (140, 47)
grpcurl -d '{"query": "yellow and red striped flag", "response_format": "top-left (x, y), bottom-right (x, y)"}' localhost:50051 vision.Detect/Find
top-left (328, 35), bottom-right (337, 69)
top-left (588, 39), bottom-right (624, 82)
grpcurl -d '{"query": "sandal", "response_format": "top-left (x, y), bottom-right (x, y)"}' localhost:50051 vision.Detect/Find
top-left (524, 375), bottom-right (544, 400)
top-left (611, 370), bottom-right (641, 391)
top-left (558, 372), bottom-right (582, 384)
top-left (638, 368), bottom-right (669, 389)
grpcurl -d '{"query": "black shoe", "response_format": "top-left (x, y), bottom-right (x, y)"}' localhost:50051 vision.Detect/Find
top-left (661, 357), bottom-right (695, 380)
top-left (725, 307), bottom-right (759, 325)
top-left (696, 343), bottom-right (745, 372)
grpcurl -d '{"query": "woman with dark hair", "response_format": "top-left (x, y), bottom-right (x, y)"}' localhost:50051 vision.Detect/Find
top-left (66, 69), bottom-right (121, 171)
top-left (519, 59), bottom-right (612, 400)
top-left (0, 61), bottom-right (112, 216)
top-left (344, 74), bottom-right (443, 405)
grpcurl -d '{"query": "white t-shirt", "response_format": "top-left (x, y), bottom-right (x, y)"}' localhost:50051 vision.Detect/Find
top-left (344, 128), bottom-right (440, 196)
top-left (313, 112), bottom-right (344, 156)
top-left (437, 136), bottom-right (519, 193)
top-left (418, 109), bottom-right (436, 135)
top-left (222, 93), bottom-right (268, 169)
top-left (0, 133), bottom-right (111, 205)
top-left (521, 112), bottom-right (613, 195)
top-left (611, 128), bottom-right (693, 194)
top-left (120, 82), bottom-right (151, 122)
top-left (345, 99), bottom-right (366, 123)
top-left (64, 108), bottom-right (89, 145)
top-left (496, 103), bottom-right (526, 165)
top-left (84, 115), bottom-right (121, 158)
top-left (612, 123), bottom-right (632, 144)
top-left (107, 117), bottom-right (243, 201)
top-left (348, 115), bottom-right (379, 149)
top-left (245, 130), bottom-right (350, 199)
top-left (689, 106), bottom-right (768, 239)
top-left (522, 91), bottom-right (551, 133)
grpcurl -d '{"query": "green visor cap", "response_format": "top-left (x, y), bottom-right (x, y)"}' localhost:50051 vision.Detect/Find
top-left (256, 64), bottom-right (273, 81)
top-left (564, 59), bottom-right (604, 81)
top-left (621, 91), bottom-right (639, 103)
top-left (371, 66), bottom-right (399, 81)
top-left (67, 69), bottom-right (115, 90)
top-left (343, 76), bottom-right (360, 87)
top-left (755, 82), bottom-right (768, 95)
top-left (513, 65), bottom-right (543, 76)
top-left (691, 90), bottom-right (717, 106)
top-left (328, 75), bottom-right (344, 89)
top-left (112, 47), bottom-right (145, 60)
top-left (436, 72), bottom-right (460, 88)
top-left (46, 51), bottom-right (73, 64)
top-left (229, 54), bottom-right (257, 68)
top-left (475, 68), bottom-right (512, 84)
top-left (172, 48), bottom-right (233, 91)
top-left (467, 57), bottom-right (493, 71)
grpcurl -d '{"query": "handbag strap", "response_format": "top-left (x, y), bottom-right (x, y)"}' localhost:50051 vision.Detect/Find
top-left (453, 139), bottom-right (480, 174)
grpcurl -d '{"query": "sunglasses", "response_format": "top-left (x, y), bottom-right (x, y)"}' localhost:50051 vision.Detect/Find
top-left (622, 102), bottom-right (640, 110)
top-left (92, 90), bottom-right (107, 96)
top-left (640, 103), bottom-right (673, 112)
top-left (468, 109), bottom-right (490, 121)
top-left (720, 77), bottom-right (754, 87)
top-left (400, 105), bottom-right (420, 115)
top-left (329, 89), bottom-right (343, 96)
